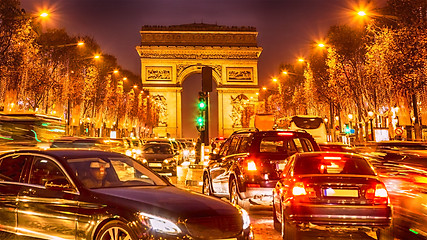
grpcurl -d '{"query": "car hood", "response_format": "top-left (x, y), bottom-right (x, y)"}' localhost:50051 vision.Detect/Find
top-left (91, 186), bottom-right (239, 219)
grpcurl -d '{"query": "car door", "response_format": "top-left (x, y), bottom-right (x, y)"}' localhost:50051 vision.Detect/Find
top-left (17, 155), bottom-right (79, 240)
top-left (0, 154), bottom-right (32, 234)
top-left (210, 138), bottom-right (232, 194)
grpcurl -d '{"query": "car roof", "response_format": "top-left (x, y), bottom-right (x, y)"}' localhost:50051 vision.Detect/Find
top-left (0, 148), bottom-right (125, 161)
top-left (295, 152), bottom-right (364, 159)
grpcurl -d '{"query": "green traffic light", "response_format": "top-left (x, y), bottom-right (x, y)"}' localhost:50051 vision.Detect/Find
top-left (197, 116), bottom-right (204, 126)
top-left (198, 101), bottom-right (206, 110)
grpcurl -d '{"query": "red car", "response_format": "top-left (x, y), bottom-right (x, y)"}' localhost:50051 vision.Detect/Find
top-left (272, 152), bottom-right (392, 240)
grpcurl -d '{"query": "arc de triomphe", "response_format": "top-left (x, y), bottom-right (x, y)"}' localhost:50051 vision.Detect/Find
top-left (136, 23), bottom-right (262, 138)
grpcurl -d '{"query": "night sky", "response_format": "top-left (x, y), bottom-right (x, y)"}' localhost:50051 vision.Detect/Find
top-left (20, 0), bottom-right (384, 138)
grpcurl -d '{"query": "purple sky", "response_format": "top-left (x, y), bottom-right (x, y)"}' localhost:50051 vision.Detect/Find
top-left (20, 0), bottom-right (382, 138)
top-left (20, 0), bottom-right (365, 86)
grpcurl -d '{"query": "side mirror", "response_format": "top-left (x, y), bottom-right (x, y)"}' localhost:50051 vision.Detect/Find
top-left (209, 153), bottom-right (220, 161)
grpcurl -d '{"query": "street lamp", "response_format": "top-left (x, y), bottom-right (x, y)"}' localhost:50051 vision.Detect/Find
top-left (368, 111), bottom-right (374, 141)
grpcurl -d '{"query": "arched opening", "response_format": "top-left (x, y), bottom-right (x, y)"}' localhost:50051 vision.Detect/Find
top-left (181, 73), bottom-right (218, 139)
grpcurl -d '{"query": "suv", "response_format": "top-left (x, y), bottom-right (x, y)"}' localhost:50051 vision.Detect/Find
top-left (202, 129), bottom-right (320, 207)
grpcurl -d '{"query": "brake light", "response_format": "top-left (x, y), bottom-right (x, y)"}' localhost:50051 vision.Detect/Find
top-left (292, 182), bottom-right (307, 196)
top-left (247, 160), bottom-right (257, 171)
top-left (278, 132), bottom-right (293, 136)
top-left (323, 156), bottom-right (342, 160)
top-left (366, 183), bottom-right (388, 204)
top-left (292, 182), bottom-right (316, 198)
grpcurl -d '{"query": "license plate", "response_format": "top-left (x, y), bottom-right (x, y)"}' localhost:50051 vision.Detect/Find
top-left (323, 188), bottom-right (358, 197)
top-left (148, 163), bottom-right (162, 167)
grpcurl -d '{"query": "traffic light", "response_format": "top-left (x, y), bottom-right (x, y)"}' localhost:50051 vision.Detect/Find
top-left (344, 124), bottom-right (350, 134)
top-left (196, 92), bottom-right (207, 132)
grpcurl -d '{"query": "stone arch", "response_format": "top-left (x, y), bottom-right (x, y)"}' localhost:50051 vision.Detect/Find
top-left (176, 64), bottom-right (222, 86)
top-left (136, 23), bottom-right (262, 138)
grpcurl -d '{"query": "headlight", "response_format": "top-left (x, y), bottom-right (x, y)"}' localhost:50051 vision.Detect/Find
top-left (126, 150), bottom-right (132, 156)
top-left (142, 159), bottom-right (148, 164)
top-left (139, 212), bottom-right (181, 235)
top-left (136, 149), bottom-right (142, 155)
top-left (241, 209), bottom-right (250, 229)
top-left (163, 159), bottom-right (169, 164)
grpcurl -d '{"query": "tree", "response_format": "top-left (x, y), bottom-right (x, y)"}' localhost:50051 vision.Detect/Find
top-left (326, 25), bottom-right (370, 142)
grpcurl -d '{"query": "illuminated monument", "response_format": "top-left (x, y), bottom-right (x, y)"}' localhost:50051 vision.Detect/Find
top-left (136, 23), bottom-right (262, 137)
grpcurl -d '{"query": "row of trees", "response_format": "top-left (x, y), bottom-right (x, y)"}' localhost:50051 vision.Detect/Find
top-left (270, 0), bottom-right (426, 141)
top-left (0, 0), bottom-right (160, 137)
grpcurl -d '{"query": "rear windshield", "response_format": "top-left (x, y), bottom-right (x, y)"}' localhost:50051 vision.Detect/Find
top-left (294, 156), bottom-right (375, 175)
top-left (259, 136), bottom-right (314, 153)
top-left (292, 116), bottom-right (323, 129)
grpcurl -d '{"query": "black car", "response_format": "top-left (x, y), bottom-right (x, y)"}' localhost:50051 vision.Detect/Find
top-left (203, 129), bottom-right (320, 207)
top-left (140, 142), bottom-right (178, 176)
top-left (273, 152), bottom-right (392, 240)
top-left (0, 149), bottom-right (253, 240)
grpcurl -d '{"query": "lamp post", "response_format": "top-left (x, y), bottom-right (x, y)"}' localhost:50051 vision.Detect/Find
top-left (368, 111), bottom-right (374, 141)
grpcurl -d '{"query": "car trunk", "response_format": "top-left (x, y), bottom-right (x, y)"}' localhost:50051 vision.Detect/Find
top-left (297, 174), bottom-right (384, 205)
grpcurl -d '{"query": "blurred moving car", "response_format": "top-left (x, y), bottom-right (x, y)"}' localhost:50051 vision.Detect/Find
top-left (50, 136), bottom-right (108, 150)
top-left (139, 142), bottom-right (178, 176)
top-left (318, 142), bottom-right (356, 153)
top-left (125, 137), bottom-right (144, 160)
top-left (272, 152), bottom-right (392, 240)
top-left (203, 129), bottom-right (319, 207)
top-left (103, 138), bottom-right (133, 157)
top-left (0, 149), bottom-right (253, 240)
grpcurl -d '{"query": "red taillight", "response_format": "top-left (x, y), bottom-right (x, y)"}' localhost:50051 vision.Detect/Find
top-left (278, 132), bottom-right (293, 136)
top-left (247, 160), bottom-right (257, 171)
top-left (292, 182), bottom-right (316, 197)
top-left (366, 183), bottom-right (388, 204)
top-left (292, 182), bottom-right (307, 196)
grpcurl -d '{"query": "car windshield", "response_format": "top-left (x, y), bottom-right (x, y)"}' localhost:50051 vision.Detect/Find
top-left (143, 144), bottom-right (172, 154)
top-left (294, 156), bottom-right (375, 175)
top-left (67, 156), bottom-right (168, 189)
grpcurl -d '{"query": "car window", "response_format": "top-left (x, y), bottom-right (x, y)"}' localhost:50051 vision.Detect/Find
top-left (67, 157), bottom-right (168, 188)
top-left (293, 138), bottom-right (314, 152)
top-left (237, 136), bottom-right (252, 153)
top-left (260, 137), bottom-right (297, 154)
top-left (228, 137), bottom-right (240, 155)
top-left (294, 156), bottom-right (375, 175)
top-left (29, 157), bottom-right (74, 191)
top-left (218, 139), bottom-right (231, 157)
top-left (0, 155), bottom-right (30, 182)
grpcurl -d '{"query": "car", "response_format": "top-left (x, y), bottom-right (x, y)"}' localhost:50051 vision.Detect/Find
top-left (0, 148), bottom-right (253, 240)
top-left (272, 152), bottom-right (392, 240)
top-left (318, 142), bottom-right (356, 153)
top-left (145, 138), bottom-right (185, 164)
top-left (139, 142), bottom-right (179, 176)
top-left (203, 129), bottom-right (320, 207)
top-left (50, 136), bottom-right (108, 150)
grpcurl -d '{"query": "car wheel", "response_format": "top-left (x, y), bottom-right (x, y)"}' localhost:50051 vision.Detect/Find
top-left (202, 176), bottom-right (211, 196)
top-left (281, 207), bottom-right (298, 240)
top-left (96, 221), bottom-right (136, 240)
top-left (229, 178), bottom-right (240, 206)
top-left (376, 226), bottom-right (393, 240)
top-left (273, 201), bottom-right (281, 232)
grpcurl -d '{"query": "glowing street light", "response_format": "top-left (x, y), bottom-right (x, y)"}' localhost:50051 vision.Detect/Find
top-left (39, 12), bottom-right (49, 18)
top-left (317, 43), bottom-right (325, 48)
top-left (357, 11), bottom-right (366, 17)
top-left (272, 78), bottom-right (278, 83)
top-left (298, 58), bottom-right (305, 62)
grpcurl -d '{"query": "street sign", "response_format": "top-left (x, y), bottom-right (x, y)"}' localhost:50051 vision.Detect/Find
top-left (395, 127), bottom-right (403, 136)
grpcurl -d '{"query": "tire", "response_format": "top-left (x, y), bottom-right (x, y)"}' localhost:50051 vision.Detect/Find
top-left (229, 178), bottom-right (241, 206)
top-left (202, 176), bottom-right (211, 196)
top-left (95, 220), bottom-right (136, 240)
top-left (376, 226), bottom-right (393, 240)
top-left (273, 202), bottom-right (281, 232)
top-left (281, 207), bottom-right (298, 240)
